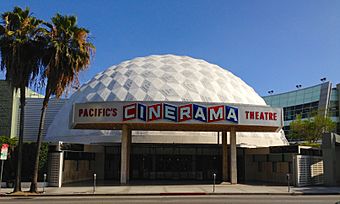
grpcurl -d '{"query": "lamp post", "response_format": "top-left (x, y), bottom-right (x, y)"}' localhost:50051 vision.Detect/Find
top-left (267, 90), bottom-right (274, 105)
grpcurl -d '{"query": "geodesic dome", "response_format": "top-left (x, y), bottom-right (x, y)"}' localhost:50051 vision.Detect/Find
top-left (46, 55), bottom-right (288, 146)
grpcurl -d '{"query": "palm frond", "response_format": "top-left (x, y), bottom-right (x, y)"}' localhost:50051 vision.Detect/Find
top-left (43, 14), bottom-right (95, 98)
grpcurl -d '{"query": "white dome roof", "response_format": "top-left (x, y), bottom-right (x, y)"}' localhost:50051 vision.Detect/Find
top-left (72, 54), bottom-right (266, 104)
top-left (46, 55), bottom-right (288, 146)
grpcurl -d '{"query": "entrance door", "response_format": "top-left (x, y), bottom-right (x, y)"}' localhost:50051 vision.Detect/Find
top-left (104, 146), bottom-right (121, 180)
top-left (130, 144), bottom-right (222, 182)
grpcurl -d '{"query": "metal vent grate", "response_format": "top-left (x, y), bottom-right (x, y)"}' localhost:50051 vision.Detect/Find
top-left (296, 155), bottom-right (323, 187)
top-left (48, 152), bottom-right (63, 187)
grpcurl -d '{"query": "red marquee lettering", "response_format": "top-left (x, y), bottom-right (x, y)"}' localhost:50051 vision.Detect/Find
top-left (269, 112), bottom-right (273, 120)
top-left (265, 112), bottom-right (269, 119)
top-left (259, 112), bottom-right (264, 120)
top-left (245, 111), bottom-right (278, 121)
top-left (250, 111), bottom-right (254, 120)
top-left (79, 109), bottom-right (84, 117)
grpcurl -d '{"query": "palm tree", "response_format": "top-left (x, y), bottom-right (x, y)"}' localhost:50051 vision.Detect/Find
top-left (29, 14), bottom-right (94, 193)
top-left (0, 7), bottom-right (45, 192)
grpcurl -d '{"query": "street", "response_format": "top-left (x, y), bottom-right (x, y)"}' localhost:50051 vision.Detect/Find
top-left (1, 195), bottom-right (340, 204)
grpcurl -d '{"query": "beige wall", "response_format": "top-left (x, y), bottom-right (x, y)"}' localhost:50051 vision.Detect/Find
top-left (62, 160), bottom-right (95, 184)
top-left (244, 148), bottom-right (293, 185)
top-left (62, 149), bottom-right (105, 184)
top-left (245, 155), bottom-right (290, 184)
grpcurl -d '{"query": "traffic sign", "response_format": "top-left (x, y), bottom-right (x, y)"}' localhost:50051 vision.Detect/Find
top-left (0, 144), bottom-right (9, 160)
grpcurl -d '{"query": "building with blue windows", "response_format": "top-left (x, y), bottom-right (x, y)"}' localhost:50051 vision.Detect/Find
top-left (263, 81), bottom-right (340, 140)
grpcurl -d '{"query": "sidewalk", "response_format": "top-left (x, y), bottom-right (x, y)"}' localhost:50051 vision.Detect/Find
top-left (1, 183), bottom-right (340, 196)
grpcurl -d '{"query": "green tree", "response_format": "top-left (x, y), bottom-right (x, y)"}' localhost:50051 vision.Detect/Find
top-left (0, 7), bottom-right (45, 192)
top-left (289, 113), bottom-right (336, 143)
top-left (0, 136), bottom-right (17, 150)
top-left (29, 14), bottom-right (94, 193)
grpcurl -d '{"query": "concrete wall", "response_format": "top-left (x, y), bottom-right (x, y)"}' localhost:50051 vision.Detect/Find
top-left (62, 160), bottom-right (95, 184)
top-left (244, 155), bottom-right (290, 184)
top-left (62, 145), bottom-right (105, 184)
top-left (322, 133), bottom-right (340, 186)
top-left (244, 148), bottom-right (292, 185)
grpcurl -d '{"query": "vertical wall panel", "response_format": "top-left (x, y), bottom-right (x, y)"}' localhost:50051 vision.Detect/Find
top-left (24, 98), bottom-right (67, 142)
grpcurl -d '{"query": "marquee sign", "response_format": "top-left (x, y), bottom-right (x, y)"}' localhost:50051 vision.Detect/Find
top-left (71, 101), bottom-right (283, 131)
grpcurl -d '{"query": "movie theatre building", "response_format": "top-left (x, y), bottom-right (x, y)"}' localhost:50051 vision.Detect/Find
top-left (26, 55), bottom-right (294, 187)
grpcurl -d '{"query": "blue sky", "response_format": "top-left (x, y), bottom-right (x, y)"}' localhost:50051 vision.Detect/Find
top-left (1, 0), bottom-right (339, 96)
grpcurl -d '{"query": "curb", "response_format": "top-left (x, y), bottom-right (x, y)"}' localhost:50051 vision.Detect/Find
top-left (2, 191), bottom-right (340, 197)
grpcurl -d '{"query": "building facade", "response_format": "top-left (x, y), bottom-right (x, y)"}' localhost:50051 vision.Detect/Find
top-left (263, 82), bottom-right (340, 139)
top-left (0, 80), bottom-right (18, 138)
top-left (0, 80), bottom-right (44, 139)
top-left (43, 55), bottom-right (288, 186)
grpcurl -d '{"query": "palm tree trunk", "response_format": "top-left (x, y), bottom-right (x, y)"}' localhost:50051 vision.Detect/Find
top-left (13, 86), bottom-right (25, 192)
top-left (30, 90), bottom-right (50, 193)
top-left (29, 105), bottom-right (46, 192)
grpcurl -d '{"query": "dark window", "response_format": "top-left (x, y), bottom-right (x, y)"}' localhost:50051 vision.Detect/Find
top-left (282, 101), bottom-right (320, 121)
top-left (288, 162), bottom-right (292, 174)
top-left (64, 152), bottom-right (95, 160)
top-left (76, 160), bottom-right (79, 171)
top-left (258, 162), bottom-right (262, 172)
top-left (272, 162), bottom-right (277, 173)
top-left (296, 105), bottom-right (303, 110)
top-left (89, 160), bottom-right (92, 170)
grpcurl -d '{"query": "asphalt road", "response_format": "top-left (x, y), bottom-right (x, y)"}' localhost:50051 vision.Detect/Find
top-left (1, 195), bottom-right (340, 204)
